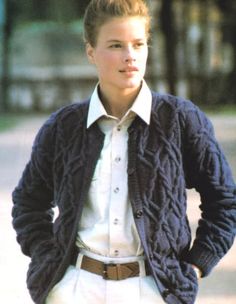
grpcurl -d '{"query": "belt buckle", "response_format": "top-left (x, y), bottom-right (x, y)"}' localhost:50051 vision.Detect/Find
top-left (103, 263), bottom-right (122, 280)
top-left (103, 263), bottom-right (109, 280)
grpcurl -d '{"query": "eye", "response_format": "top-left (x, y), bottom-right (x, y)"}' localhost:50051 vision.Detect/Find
top-left (109, 43), bottom-right (122, 49)
top-left (134, 42), bottom-right (146, 49)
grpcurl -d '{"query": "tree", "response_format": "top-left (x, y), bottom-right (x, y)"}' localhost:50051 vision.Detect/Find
top-left (0, 0), bottom-right (17, 111)
top-left (215, 0), bottom-right (236, 103)
top-left (159, 0), bottom-right (178, 95)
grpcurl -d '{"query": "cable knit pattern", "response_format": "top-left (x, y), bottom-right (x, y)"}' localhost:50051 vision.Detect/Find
top-left (12, 93), bottom-right (236, 304)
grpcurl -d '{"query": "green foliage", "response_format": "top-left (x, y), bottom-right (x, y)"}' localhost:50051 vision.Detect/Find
top-left (10, 0), bottom-right (89, 24)
top-left (0, 114), bottom-right (23, 132)
top-left (202, 105), bottom-right (236, 115)
top-left (16, 20), bottom-right (84, 35)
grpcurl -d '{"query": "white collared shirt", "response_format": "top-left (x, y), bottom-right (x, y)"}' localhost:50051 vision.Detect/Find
top-left (76, 81), bottom-right (152, 258)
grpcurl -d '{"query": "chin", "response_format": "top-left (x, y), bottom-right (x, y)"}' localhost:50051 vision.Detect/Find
top-left (121, 78), bottom-right (142, 89)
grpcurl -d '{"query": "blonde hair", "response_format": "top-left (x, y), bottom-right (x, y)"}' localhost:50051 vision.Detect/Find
top-left (83, 0), bottom-right (151, 47)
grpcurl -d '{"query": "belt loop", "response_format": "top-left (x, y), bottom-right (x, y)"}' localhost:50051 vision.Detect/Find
top-left (138, 260), bottom-right (146, 277)
top-left (76, 253), bottom-right (84, 269)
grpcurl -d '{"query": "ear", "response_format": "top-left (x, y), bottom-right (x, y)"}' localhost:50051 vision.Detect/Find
top-left (86, 43), bottom-right (95, 64)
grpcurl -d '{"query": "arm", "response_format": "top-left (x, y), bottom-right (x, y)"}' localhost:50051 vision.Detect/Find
top-left (12, 114), bottom-right (57, 257)
top-left (182, 104), bottom-right (236, 277)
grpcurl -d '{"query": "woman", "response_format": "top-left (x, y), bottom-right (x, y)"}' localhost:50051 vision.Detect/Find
top-left (12, 1), bottom-right (236, 303)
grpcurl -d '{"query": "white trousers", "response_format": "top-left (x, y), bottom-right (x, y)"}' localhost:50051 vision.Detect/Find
top-left (46, 251), bottom-right (165, 304)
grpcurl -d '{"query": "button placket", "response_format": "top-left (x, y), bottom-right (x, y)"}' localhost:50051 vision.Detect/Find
top-left (109, 124), bottom-right (125, 257)
top-left (109, 120), bottom-right (137, 257)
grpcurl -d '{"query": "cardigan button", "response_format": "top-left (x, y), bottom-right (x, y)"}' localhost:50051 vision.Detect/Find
top-left (163, 289), bottom-right (171, 298)
top-left (127, 167), bottom-right (135, 175)
top-left (135, 210), bottom-right (143, 218)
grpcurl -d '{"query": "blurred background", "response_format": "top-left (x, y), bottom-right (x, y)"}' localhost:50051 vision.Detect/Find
top-left (0, 0), bottom-right (236, 112)
top-left (0, 0), bottom-right (236, 303)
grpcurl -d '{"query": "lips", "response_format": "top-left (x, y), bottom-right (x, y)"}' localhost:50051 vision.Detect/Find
top-left (119, 66), bottom-right (139, 73)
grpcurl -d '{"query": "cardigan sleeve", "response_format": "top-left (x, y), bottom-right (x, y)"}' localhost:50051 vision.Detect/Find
top-left (182, 103), bottom-right (236, 277)
top-left (12, 113), bottom-right (58, 257)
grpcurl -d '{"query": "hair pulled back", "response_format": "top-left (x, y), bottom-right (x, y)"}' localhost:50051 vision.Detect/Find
top-left (83, 0), bottom-right (150, 47)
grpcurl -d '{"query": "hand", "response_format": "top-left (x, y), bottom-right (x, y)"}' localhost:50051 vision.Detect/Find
top-left (191, 265), bottom-right (202, 280)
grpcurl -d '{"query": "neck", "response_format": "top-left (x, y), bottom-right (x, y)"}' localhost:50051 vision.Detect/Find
top-left (98, 84), bottom-right (142, 119)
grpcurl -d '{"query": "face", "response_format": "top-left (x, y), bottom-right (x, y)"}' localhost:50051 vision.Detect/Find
top-left (86, 17), bottom-right (148, 98)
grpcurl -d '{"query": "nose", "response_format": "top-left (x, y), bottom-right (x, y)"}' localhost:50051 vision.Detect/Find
top-left (124, 46), bottom-right (136, 63)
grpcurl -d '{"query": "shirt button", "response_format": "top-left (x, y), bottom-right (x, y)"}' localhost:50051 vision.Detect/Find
top-left (114, 250), bottom-right (119, 256)
top-left (114, 187), bottom-right (120, 193)
top-left (115, 156), bottom-right (121, 163)
top-left (117, 126), bottom-right (121, 131)
top-left (113, 218), bottom-right (119, 225)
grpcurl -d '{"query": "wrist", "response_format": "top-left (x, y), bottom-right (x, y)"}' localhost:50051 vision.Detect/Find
top-left (191, 265), bottom-right (202, 279)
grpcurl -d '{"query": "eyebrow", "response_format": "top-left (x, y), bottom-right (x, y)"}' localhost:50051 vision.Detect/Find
top-left (106, 38), bottom-right (146, 43)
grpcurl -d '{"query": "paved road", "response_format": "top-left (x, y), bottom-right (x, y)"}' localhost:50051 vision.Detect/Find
top-left (0, 114), bottom-right (236, 304)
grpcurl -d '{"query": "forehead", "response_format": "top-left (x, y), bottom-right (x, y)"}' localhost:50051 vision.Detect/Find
top-left (97, 17), bottom-right (147, 42)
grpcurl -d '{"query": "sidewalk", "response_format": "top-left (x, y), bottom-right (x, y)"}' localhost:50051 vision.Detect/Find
top-left (0, 114), bottom-right (236, 303)
top-left (0, 117), bottom-right (46, 304)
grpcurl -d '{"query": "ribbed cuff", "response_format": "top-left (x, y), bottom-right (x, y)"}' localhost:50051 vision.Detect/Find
top-left (185, 243), bottom-right (220, 277)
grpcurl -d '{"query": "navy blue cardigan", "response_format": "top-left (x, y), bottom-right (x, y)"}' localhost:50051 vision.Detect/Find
top-left (12, 93), bottom-right (236, 304)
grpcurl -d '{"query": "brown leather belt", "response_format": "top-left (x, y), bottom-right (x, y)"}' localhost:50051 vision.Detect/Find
top-left (80, 255), bottom-right (150, 280)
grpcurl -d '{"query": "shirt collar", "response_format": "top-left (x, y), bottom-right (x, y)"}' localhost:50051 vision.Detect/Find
top-left (87, 80), bottom-right (152, 128)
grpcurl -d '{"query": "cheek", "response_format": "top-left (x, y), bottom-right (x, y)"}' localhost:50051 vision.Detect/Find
top-left (104, 52), bottom-right (120, 65)
top-left (95, 51), bottom-right (117, 66)
top-left (141, 48), bottom-right (148, 62)
top-left (139, 51), bottom-right (148, 71)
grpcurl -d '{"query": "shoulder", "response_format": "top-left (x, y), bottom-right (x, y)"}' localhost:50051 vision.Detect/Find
top-left (34, 99), bottom-right (90, 146)
top-left (150, 91), bottom-right (212, 131)
top-left (42, 98), bottom-right (90, 130)
top-left (50, 98), bottom-right (90, 126)
top-left (151, 91), bottom-right (197, 113)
